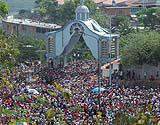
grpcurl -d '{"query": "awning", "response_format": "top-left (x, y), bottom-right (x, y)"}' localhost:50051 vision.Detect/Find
top-left (101, 58), bottom-right (120, 69)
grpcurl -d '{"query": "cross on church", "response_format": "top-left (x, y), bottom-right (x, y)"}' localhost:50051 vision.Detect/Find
top-left (80, 0), bottom-right (84, 5)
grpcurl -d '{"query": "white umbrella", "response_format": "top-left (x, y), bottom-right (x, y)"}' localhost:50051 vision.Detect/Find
top-left (27, 89), bottom-right (39, 95)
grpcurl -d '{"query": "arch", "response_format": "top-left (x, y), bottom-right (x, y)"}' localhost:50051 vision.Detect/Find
top-left (46, 21), bottom-right (119, 67)
top-left (46, 20), bottom-right (119, 64)
top-left (61, 32), bottom-right (82, 56)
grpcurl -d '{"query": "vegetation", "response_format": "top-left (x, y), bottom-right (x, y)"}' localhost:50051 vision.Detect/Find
top-left (137, 7), bottom-right (160, 31)
top-left (121, 31), bottom-right (160, 65)
top-left (34, 0), bottom-right (60, 23)
top-left (1, 1), bottom-right (160, 124)
top-left (34, 0), bottom-right (97, 25)
top-left (15, 9), bottom-right (34, 19)
top-left (68, 36), bottom-right (93, 61)
top-left (0, 32), bottom-right (46, 68)
top-left (114, 16), bottom-right (133, 35)
top-left (0, 33), bottom-right (19, 68)
top-left (119, 8), bottom-right (160, 66)
top-left (92, 11), bottom-right (110, 28)
top-left (16, 36), bottom-right (46, 62)
top-left (14, 0), bottom-right (107, 27)
top-left (0, 1), bottom-right (10, 18)
top-left (0, 2), bottom-right (19, 69)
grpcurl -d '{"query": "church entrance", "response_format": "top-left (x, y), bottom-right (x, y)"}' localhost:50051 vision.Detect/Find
top-left (63, 34), bottom-right (95, 64)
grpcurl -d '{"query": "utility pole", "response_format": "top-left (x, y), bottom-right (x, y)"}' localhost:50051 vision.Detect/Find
top-left (97, 38), bottom-right (101, 110)
top-left (109, 16), bottom-right (112, 86)
top-left (143, 0), bottom-right (146, 9)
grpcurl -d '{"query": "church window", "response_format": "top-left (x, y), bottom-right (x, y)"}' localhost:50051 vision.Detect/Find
top-left (77, 13), bottom-right (80, 20)
top-left (82, 13), bottom-right (85, 20)
top-left (101, 41), bottom-right (108, 57)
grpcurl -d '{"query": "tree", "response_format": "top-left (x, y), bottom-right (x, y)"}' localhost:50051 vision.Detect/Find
top-left (59, 0), bottom-right (77, 25)
top-left (15, 9), bottom-right (33, 19)
top-left (137, 7), bottom-right (160, 30)
top-left (34, 0), bottom-right (97, 25)
top-left (16, 36), bottom-right (46, 62)
top-left (0, 2), bottom-right (19, 68)
top-left (0, 1), bottom-right (10, 18)
top-left (35, 0), bottom-right (60, 22)
top-left (121, 31), bottom-right (160, 66)
top-left (114, 16), bottom-right (133, 35)
top-left (69, 36), bottom-right (93, 61)
top-left (92, 11), bottom-right (110, 28)
top-left (0, 34), bottom-right (19, 68)
top-left (60, 0), bottom-right (96, 25)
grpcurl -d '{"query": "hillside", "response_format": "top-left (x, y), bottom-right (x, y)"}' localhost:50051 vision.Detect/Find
top-left (1, 0), bottom-right (35, 14)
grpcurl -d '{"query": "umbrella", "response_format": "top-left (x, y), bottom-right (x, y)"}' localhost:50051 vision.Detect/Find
top-left (91, 87), bottom-right (106, 93)
top-left (27, 89), bottom-right (39, 94)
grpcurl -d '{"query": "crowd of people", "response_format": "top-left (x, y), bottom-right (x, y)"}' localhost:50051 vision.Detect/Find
top-left (0, 60), bottom-right (160, 124)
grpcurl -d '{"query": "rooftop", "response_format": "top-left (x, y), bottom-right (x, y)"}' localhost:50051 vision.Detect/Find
top-left (40, 0), bottom-right (160, 6)
top-left (3, 17), bottom-right (62, 29)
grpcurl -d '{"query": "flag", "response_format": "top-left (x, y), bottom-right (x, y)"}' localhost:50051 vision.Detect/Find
top-left (47, 90), bottom-right (57, 97)
top-left (63, 91), bottom-right (72, 102)
top-left (45, 108), bottom-right (56, 121)
top-left (53, 82), bottom-right (64, 91)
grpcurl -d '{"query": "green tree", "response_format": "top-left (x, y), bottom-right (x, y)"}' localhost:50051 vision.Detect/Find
top-left (0, 34), bottom-right (19, 68)
top-left (121, 31), bottom-right (160, 66)
top-left (16, 36), bottom-right (46, 62)
top-left (59, 0), bottom-right (77, 25)
top-left (92, 11), bottom-right (110, 28)
top-left (60, 0), bottom-right (96, 25)
top-left (0, 1), bottom-right (10, 18)
top-left (34, 0), bottom-right (97, 25)
top-left (70, 36), bottom-right (93, 60)
top-left (0, 2), bottom-right (19, 68)
top-left (114, 16), bottom-right (133, 35)
top-left (15, 9), bottom-right (33, 19)
top-left (137, 7), bottom-right (160, 30)
top-left (35, 0), bottom-right (60, 22)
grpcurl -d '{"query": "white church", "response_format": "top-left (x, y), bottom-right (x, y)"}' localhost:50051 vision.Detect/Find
top-left (46, 0), bottom-right (120, 69)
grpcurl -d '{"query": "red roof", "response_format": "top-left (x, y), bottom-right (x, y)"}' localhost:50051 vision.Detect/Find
top-left (57, 0), bottom-right (64, 4)
top-left (56, 0), bottom-right (158, 6)
top-left (127, 0), bottom-right (142, 7)
top-left (101, 59), bottom-right (120, 69)
top-left (56, 0), bottom-right (127, 5)
top-left (96, 0), bottom-right (126, 4)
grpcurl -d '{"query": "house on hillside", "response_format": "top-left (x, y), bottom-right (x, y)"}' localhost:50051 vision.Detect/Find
top-left (2, 16), bottom-right (61, 40)
top-left (132, 0), bottom-right (160, 8)
top-left (93, 0), bottom-right (132, 16)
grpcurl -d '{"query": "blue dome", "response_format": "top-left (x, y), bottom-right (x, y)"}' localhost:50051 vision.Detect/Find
top-left (75, 5), bottom-right (89, 13)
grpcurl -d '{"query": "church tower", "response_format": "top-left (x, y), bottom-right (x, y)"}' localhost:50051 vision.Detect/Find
top-left (75, 0), bottom-right (89, 21)
top-left (112, 0), bottom-right (116, 6)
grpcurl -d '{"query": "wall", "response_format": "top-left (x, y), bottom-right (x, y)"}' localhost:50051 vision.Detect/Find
top-left (101, 7), bottom-right (131, 16)
top-left (2, 21), bottom-right (52, 40)
top-left (123, 64), bottom-right (160, 80)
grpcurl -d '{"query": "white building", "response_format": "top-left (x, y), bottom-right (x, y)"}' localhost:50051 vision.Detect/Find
top-left (46, 0), bottom-right (120, 68)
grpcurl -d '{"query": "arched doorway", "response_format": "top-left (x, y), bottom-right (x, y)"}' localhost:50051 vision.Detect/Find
top-left (64, 35), bottom-right (94, 64)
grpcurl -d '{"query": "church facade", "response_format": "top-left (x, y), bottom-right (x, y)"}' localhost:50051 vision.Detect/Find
top-left (46, 0), bottom-right (119, 67)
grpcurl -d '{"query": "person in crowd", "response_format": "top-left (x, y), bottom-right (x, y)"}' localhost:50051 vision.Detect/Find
top-left (0, 60), bottom-right (159, 124)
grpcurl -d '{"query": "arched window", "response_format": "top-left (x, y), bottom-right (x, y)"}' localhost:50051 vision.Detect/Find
top-left (111, 38), bottom-right (116, 58)
top-left (81, 13), bottom-right (86, 20)
top-left (48, 37), bottom-right (55, 53)
top-left (77, 13), bottom-right (81, 20)
top-left (101, 41), bottom-right (108, 57)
